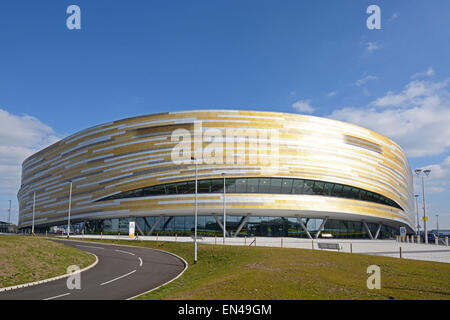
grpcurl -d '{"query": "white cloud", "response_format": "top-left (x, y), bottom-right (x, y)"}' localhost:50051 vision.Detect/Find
top-left (413, 157), bottom-right (450, 196)
top-left (355, 75), bottom-right (377, 87)
top-left (372, 79), bottom-right (447, 108)
top-left (292, 100), bottom-right (315, 114)
top-left (327, 91), bottom-right (337, 97)
top-left (412, 67), bottom-right (435, 79)
top-left (367, 42), bottom-right (382, 52)
top-left (328, 78), bottom-right (450, 157)
top-left (389, 13), bottom-right (399, 21)
top-left (0, 109), bottom-right (60, 195)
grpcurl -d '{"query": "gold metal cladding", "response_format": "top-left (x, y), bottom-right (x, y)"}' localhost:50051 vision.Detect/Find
top-left (18, 110), bottom-right (414, 229)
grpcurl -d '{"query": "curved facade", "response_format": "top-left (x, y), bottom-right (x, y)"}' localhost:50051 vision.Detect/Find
top-left (18, 110), bottom-right (414, 238)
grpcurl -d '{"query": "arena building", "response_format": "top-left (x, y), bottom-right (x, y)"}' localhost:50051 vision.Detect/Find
top-left (18, 110), bottom-right (414, 239)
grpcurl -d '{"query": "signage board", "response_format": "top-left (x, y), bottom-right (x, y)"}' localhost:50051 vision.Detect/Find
top-left (129, 221), bottom-right (135, 238)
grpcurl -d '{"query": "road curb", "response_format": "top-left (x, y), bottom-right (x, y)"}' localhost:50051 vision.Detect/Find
top-left (0, 251), bottom-right (98, 293)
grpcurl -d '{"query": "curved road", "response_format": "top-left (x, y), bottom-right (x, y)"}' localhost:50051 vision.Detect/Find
top-left (0, 239), bottom-right (186, 300)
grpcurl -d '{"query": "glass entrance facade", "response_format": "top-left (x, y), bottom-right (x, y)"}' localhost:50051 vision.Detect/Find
top-left (57, 215), bottom-right (398, 239)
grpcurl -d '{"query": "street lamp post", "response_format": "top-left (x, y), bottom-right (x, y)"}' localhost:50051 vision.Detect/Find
top-left (191, 157), bottom-right (198, 264)
top-left (436, 214), bottom-right (439, 238)
top-left (67, 180), bottom-right (73, 238)
top-left (32, 192), bottom-right (36, 235)
top-left (222, 173), bottom-right (226, 244)
top-left (414, 194), bottom-right (420, 235)
top-left (7, 200), bottom-right (11, 225)
top-left (415, 169), bottom-right (431, 244)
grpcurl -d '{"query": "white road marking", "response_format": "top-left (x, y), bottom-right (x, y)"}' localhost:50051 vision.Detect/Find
top-left (114, 249), bottom-right (135, 256)
top-left (43, 292), bottom-right (71, 300)
top-left (76, 245), bottom-right (105, 250)
top-left (138, 257), bottom-right (143, 267)
top-left (100, 270), bottom-right (137, 286)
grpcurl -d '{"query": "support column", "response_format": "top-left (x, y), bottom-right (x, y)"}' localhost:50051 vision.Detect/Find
top-left (374, 223), bottom-right (382, 240)
top-left (362, 221), bottom-right (374, 240)
top-left (315, 217), bottom-right (328, 239)
top-left (148, 215), bottom-right (163, 235)
top-left (296, 215), bottom-right (312, 239)
top-left (131, 217), bottom-right (144, 236)
top-left (213, 214), bottom-right (230, 237)
top-left (233, 214), bottom-right (250, 238)
top-left (80, 220), bottom-right (87, 234)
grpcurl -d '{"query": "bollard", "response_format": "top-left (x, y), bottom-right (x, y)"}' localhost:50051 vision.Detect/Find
top-left (176, 234), bottom-right (178, 242)
top-left (100, 232), bottom-right (103, 240)
top-left (445, 237), bottom-right (448, 246)
top-left (399, 247), bottom-right (402, 258)
top-left (281, 238), bottom-right (283, 248)
top-left (45, 230), bottom-right (48, 238)
top-left (350, 243), bottom-right (353, 253)
top-left (254, 237), bottom-right (256, 247)
top-left (156, 233), bottom-right (158, 241)
top-left (118, 232), bottom-right (120, 241)
top-left (244, 236), bottom-right (247, 246)
top-left (312, 240), bottom-right (314, 250)
top-left (417, 235), bottom-right (420, 244)
top-left (435, 237), bottom-right (439, 245)
top-left (215, 235), bottom-right (217, 245)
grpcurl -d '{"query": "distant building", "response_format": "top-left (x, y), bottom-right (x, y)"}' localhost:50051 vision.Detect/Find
top-left (0, 220), bottom-right (16, 233)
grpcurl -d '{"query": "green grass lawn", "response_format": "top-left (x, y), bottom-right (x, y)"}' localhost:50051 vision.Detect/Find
top-left (0, 235), bottom-right (96, 288)
top-left (70, 238), bottom-right (450, 300)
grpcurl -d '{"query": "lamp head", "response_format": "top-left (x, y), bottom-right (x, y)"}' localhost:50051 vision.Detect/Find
top-left (423, 169), bottom-right (431, 176)
top-left (414, 169), bottom-right (422, 175)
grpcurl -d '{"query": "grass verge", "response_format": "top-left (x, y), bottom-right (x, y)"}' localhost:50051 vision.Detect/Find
top-left (67, 238), bottom-right (449, 300)
top-left (0, 235), bottom-right (96, 288)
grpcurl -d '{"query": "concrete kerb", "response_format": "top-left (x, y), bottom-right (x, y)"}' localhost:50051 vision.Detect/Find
top-left (0, 251), bottom-right (98, 293)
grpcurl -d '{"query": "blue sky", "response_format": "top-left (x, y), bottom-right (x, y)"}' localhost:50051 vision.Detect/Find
top-left (1, 0), bottom-right (449, 228)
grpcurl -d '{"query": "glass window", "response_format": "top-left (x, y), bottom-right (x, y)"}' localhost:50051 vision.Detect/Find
top-left (165, 183), bottom-right (177, 194)
top-left (281, 179), bottom-right (293, 194)
top-left (236, 178), bottom-right (247, 193)
top-left (342, 186), bottom-right (353, 198)
top-left (176, 182), bottom-right (188, 194)
top-left (225, 178), bottom-right (236, 193)
top-left (350, 187), bottom-right (360, 200)
top-left (313, 181), bottom-right (324, 195)
top-left (303, 180), bottom-right (314, 195)
top-left (292, 179), bottom-right (304, 194)
top-left (247, 178), bottom-right (259, 193)
top-left (198, 179), bottom-right (211, 193)
top-left (97, 177), bottom-right (401, 211)
top-left (258, 178), bottom-right (270, 193)
top-left (360, 190), bottom-right (369, 201)
top-left (323, 183), bottom-right (334, 196)
top-left (210, 179), bottom-right (223, 193)
top-left (186, 181), bottom-right (196, 193)
top-left (270, 178), bottom-right (282, 194)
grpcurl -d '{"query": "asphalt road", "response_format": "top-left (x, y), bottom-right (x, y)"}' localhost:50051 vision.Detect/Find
top-left (0, 239), bottom-right (186, 300)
